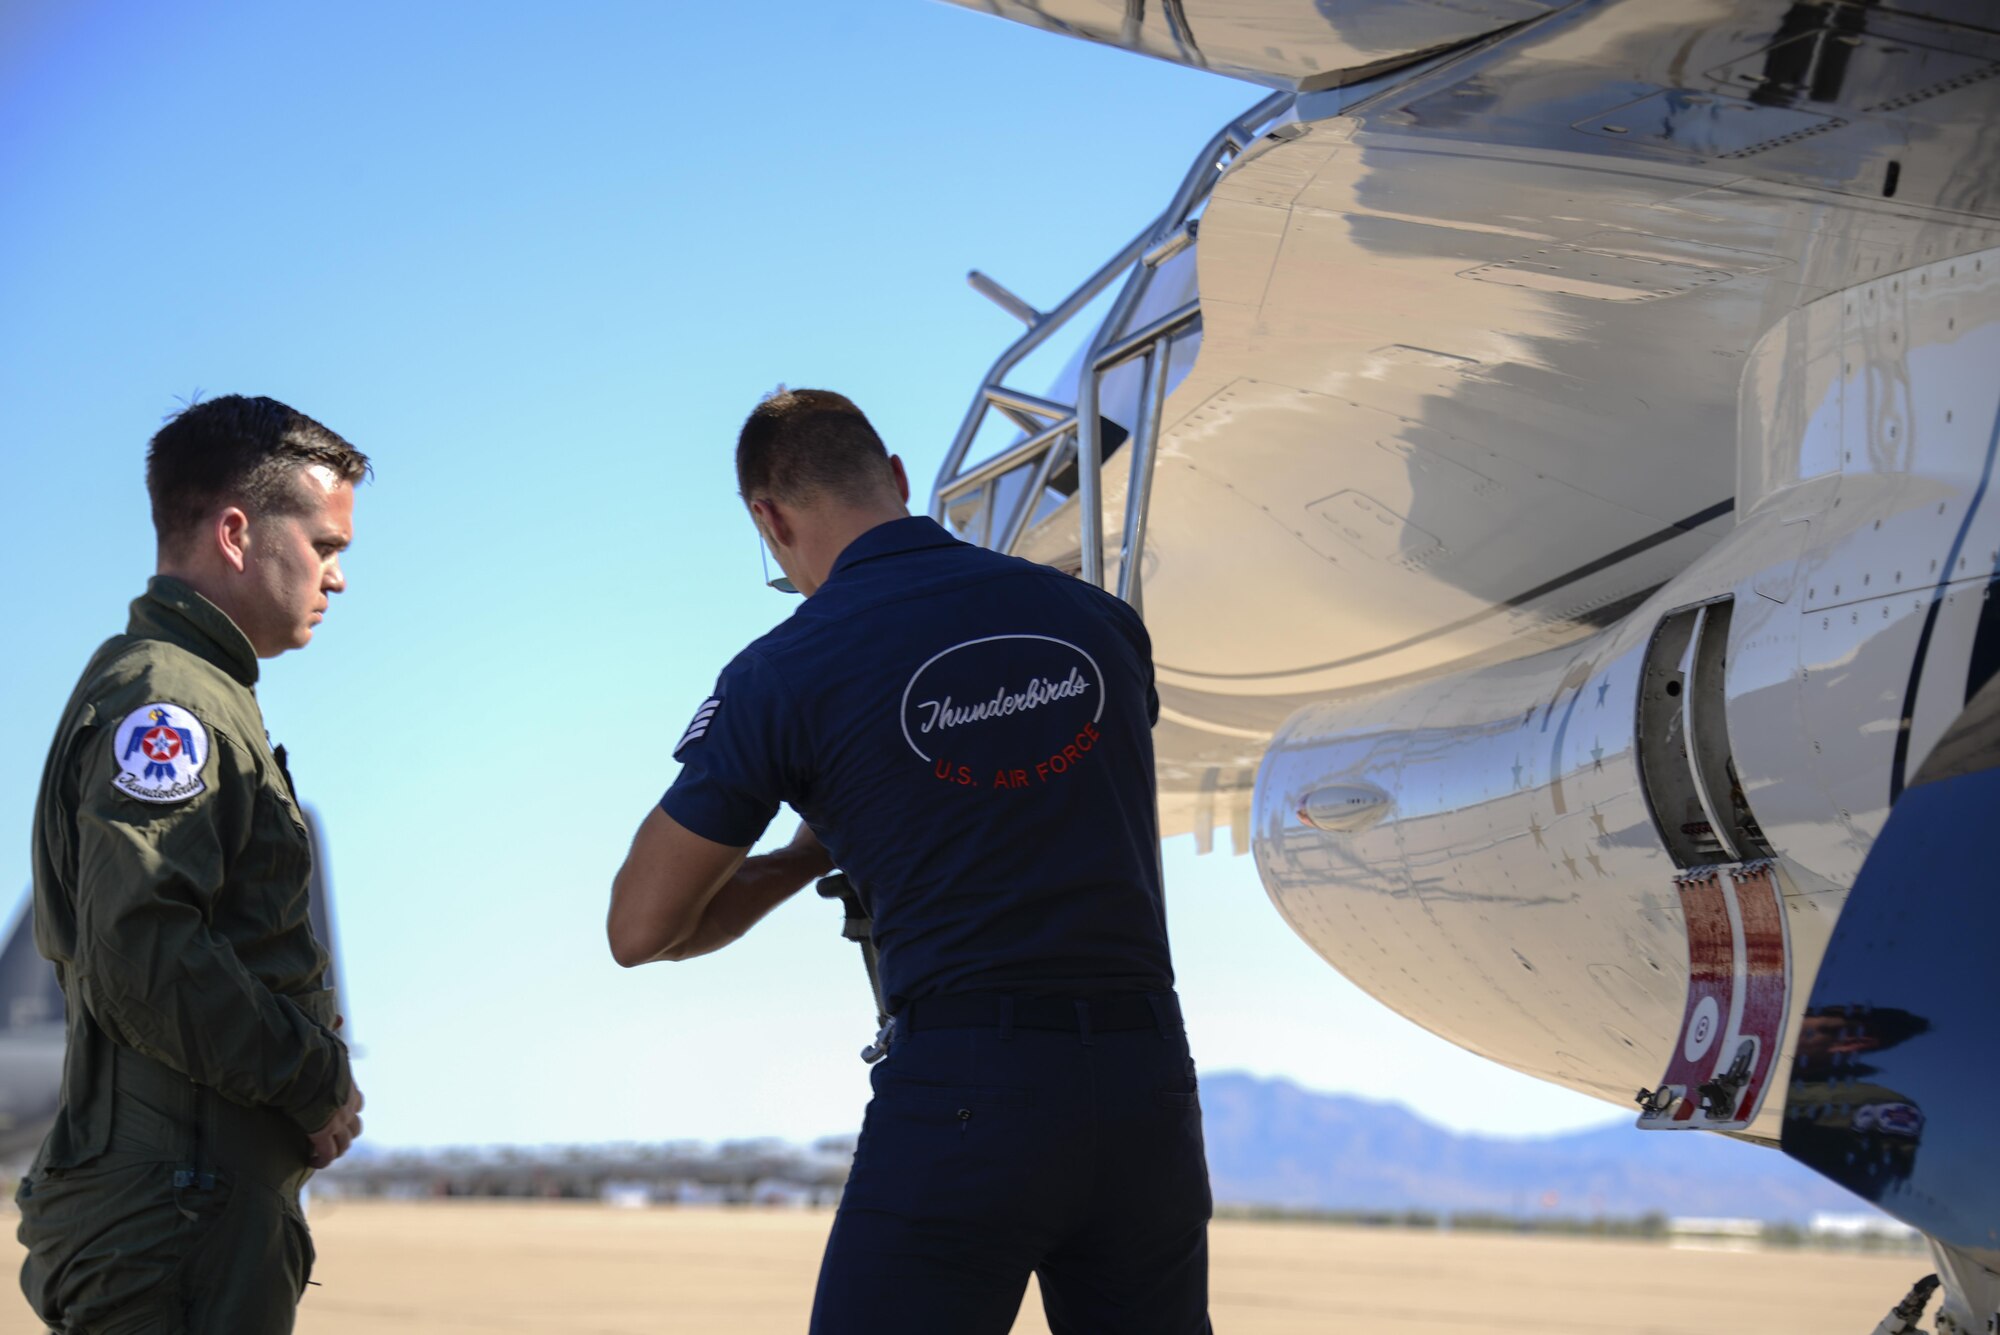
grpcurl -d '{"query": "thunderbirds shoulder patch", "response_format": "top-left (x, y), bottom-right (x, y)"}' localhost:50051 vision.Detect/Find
top-left (112, 702), bottom-right (210, 803)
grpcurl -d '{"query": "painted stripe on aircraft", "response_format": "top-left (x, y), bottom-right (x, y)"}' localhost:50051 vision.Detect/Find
top-left (1162, 499), bottom-right (1736, 681)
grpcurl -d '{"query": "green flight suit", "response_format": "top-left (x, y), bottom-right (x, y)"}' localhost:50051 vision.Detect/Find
top-left (16, 576), bottom-right (353, 1334)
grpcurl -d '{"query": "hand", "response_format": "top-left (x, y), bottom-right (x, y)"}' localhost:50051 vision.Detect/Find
top-left (306, 1082), bottom-right (364, 1169)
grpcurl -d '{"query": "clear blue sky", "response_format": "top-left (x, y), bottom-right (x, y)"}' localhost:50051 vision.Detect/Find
top-left (0, 0), bottom-right (1620, 1147)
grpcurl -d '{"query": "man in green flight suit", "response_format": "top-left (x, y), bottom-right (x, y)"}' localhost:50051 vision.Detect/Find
top-left (18, 395), bottom-right (371, 1333)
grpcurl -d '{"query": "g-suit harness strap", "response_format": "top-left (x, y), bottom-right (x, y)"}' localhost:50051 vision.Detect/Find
top-left (816, 873), bottom-right (894, 1063)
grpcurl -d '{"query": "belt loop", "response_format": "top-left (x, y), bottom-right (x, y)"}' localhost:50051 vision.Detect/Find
top-left (1147, 992), bottom-right (1172, 1041)
top-left (1074, 999), bottom-right (1094, 1047)
top-left (999, 995), bottom-right (1015, 1044)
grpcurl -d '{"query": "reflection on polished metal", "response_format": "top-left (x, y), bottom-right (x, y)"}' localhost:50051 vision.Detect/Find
top-left (938, 1), bottom-right (2000, 1317)
top-left (930, 90), bottom-right (1290, 592)
top-left (941, 413), bottom-right (1076, 504)
top-left (1295, 783), bottom-right (1392, 833)
top-left (1117, 340), bottom-right (1171, 614)
top-left (1141, 220), bottom-right (1197, 271)
top-left (1780, 672), bottom-right (2000, 1324)
top-left (931, 0), bottom-right (1568, 91)
top-left (981, 384), bottom-right (1068, 427)
top-left (1094, 300), bottom-right (1200, 377)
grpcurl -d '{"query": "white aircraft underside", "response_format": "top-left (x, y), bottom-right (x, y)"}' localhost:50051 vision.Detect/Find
top-left (932, 0), bottom-right (2000, 1324)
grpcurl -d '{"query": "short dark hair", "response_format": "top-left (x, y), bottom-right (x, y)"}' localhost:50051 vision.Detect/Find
top-left (146, 395), bottom-right (371, 551)
top-left (735, 388), bottom-right (894, 506)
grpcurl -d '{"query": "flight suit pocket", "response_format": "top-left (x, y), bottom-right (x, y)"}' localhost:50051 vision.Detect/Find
top-left (282, 1200), bottom-right (317, 1296)
top-left (223, 773), bottom-right (313, 940)
top-left (248, 786), bottom-right (313, 890)
top-left (17, 1160), bottom-right (232, 1331)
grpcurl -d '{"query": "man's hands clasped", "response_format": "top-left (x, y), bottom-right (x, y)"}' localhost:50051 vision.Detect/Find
top-left (306, 1015), bottom-right (363, 1169)
top-left (307, 1082), bottom-right (364, 1169)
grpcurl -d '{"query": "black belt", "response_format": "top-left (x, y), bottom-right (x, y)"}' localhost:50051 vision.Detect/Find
top-left (899, 991), bottom-right (1181, 1035)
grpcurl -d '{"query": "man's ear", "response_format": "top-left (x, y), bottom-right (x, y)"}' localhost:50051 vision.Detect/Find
top-left (888, 455), bottom-right (911, 506)
top-left (216, 507), bottom-right (253, 574)
top-left (750, 498), bottom-right (795, 549)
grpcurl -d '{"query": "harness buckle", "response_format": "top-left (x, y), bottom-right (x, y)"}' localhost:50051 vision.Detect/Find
top-left (860, 1015), bottom-right (897, 1065)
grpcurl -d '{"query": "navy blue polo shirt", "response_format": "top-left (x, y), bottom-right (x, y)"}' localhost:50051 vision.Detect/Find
top-left (661, 515), bottom-right (1172, 1009)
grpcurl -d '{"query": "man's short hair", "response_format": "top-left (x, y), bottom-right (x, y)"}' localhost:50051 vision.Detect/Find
top-left (736, 388), bottom-right (894, 506)
top-left (146, 395), bottom-right (371, 552)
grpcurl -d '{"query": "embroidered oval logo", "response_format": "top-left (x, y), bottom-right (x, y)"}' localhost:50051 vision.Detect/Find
top-left (899, 635), bottom-right (1106, 790)
top-left (111, 702), bottom-right (210, 804)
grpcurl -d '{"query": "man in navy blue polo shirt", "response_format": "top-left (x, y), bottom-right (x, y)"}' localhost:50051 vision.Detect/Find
top-left (607, 388), bottom-right (1211, 1334)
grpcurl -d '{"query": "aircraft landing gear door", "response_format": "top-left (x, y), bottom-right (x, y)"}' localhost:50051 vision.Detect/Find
top-left (1633, 600), bottom-right (1789, 1132)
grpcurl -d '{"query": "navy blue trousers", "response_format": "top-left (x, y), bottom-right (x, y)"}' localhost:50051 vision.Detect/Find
top-left (810, 997), bottom-right (1212, 1335)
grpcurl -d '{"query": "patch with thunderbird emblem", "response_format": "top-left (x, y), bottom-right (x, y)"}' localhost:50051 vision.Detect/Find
top-left (112, 702), bottom-right (210, 803)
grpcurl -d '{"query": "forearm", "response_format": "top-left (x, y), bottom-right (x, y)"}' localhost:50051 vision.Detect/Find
top-left (75, 817), bottom-right (351, 1133)
top-left (661, 844), bottom-right (829, 961)
top-left (77, 912), bottom-right (350, 1132)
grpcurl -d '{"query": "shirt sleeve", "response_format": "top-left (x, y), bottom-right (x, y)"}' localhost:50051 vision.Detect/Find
top-left (660, 648), bottom-right (807, 847)
top-left (69, 724), bottom-right (352, 1136)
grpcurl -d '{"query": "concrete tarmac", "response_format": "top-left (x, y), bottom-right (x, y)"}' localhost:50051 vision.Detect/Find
top-left (0, 1202), bottom-right (1930, 1332)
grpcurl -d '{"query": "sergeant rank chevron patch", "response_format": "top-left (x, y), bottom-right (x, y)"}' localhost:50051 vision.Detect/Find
top-left (676, 697), bottom-right (722, 753)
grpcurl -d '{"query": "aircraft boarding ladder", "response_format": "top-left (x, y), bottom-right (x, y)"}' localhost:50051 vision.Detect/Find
top-left (929, 91), bottom-right (1291, 616)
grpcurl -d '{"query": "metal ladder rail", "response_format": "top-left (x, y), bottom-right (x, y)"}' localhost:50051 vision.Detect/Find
top-left (932, 90), bottom-right (1292, 604)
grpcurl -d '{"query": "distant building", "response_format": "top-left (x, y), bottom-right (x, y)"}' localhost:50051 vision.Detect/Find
top-left (600, 1181), bottom-right (653, 1209)
top-left (1809, 1212), bottom-right (1918, 1242)
top-left (1668, 1217), bottom-right (1764, 1237)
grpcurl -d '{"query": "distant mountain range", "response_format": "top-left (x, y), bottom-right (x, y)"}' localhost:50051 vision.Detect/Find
top-left (1200, 1072), bottom-right (1872, 1222)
